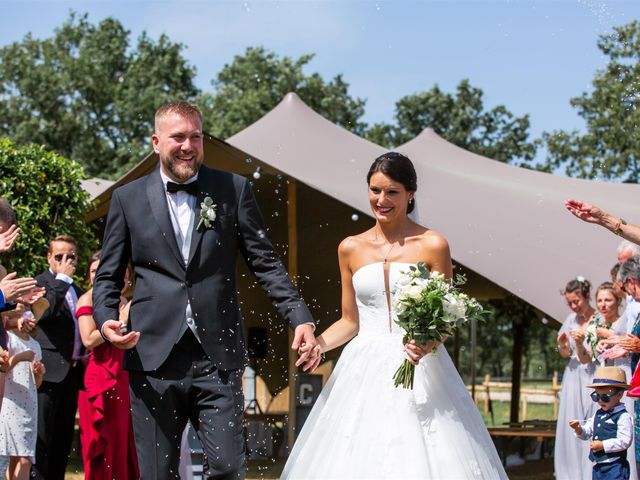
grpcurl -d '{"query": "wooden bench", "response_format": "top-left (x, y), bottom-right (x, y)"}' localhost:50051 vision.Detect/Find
top-left (488, 422), bottom-right (556, 466)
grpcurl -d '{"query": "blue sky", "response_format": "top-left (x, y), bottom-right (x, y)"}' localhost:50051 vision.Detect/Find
top-left (0, 0), bottom-right (638, 160)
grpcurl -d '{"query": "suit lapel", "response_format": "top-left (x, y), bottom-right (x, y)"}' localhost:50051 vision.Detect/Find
top-left (146, 169), bottom-right (185, 268)
top-left (187, 168), bottom-right (209, 267)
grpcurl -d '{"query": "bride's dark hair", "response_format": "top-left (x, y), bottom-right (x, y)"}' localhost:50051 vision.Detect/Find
top-left (367, 152), bottom-right (417, 213)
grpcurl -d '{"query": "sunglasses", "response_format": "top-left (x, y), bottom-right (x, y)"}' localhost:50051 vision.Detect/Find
top-left (590, 390), bottom-right (622, 403)
top-left (54, 253), bottom-right (76, 262)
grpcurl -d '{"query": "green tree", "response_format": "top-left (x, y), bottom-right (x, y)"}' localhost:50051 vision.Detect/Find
top-left (198, 47), bottom-right (367, 139)
top-left (365, 80), bottom-right (537, 164)
top-left (0, 12), bottom-right (198, 179)
top-left (0, 138), bottom-right (96, 278)
top-left (543, 21), bottom-right (640, 182)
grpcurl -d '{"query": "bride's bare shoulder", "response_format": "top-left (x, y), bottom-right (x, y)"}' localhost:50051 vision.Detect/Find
top-left (417, 229), bottom-right (450, 253)
top-left (338, 230), bottom-right (374, 256)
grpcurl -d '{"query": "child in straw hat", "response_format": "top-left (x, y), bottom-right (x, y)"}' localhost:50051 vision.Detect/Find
top-left (570, 366), bottom-right (633, 480)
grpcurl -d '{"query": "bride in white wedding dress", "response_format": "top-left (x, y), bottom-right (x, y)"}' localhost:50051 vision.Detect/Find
top-left (282, 152), bottom-right (507, 480)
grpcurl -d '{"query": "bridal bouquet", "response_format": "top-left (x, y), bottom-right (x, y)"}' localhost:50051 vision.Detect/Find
top-left (392, 262), bottom-right (485, 389)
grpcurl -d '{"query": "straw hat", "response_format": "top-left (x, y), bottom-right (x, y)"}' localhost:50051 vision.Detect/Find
top-left (587, 366), bottom-right (630, 390)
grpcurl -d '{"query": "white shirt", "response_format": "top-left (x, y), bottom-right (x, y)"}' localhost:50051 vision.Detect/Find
top-left (159, 170), bottom-right (200, 342)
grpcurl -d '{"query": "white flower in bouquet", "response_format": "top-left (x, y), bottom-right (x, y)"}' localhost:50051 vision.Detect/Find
top-left (443, 294), bottom-right (466, 321)
top-left (391, 262), bottom-right (486, 389)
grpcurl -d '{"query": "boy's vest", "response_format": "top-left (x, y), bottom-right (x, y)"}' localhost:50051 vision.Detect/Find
top-left (589, 407), bottom-right (628, 463)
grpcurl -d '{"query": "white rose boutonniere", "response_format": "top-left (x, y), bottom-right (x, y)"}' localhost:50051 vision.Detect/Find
top-left (197, 196), bottom-right (217, 229)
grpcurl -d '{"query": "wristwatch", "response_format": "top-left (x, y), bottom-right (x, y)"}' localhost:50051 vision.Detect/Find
top-left (614, 218), bottom-right (627, 236)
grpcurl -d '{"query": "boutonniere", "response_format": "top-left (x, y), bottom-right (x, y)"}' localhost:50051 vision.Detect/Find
top-left (197, 196), bottom-right (217, 229)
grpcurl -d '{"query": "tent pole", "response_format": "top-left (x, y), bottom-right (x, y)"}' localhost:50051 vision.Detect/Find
top-left (287, 178), bottom-right (299, 451)
top-left (470, 318), bottom-right (477, 402)
top-left (510, 317), bottom-right (525, 424)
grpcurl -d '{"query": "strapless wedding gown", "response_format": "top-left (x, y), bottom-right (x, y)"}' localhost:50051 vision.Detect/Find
top-left (281, 262), bottom-right (507, 479)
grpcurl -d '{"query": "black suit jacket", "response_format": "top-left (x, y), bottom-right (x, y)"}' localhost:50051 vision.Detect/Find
top-left (34, 269), bottom-right (84, 383)
top-left (93, 165), bottom-right (315, 371)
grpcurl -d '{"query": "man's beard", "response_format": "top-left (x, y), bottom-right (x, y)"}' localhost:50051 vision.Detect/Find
top-left (162, 155), bottom-right (202, 182)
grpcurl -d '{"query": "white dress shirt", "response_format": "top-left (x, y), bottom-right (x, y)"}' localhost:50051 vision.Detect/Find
top-left (159, 170), bottom-right (201, 342)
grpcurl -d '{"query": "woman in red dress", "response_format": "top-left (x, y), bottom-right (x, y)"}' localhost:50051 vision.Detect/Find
top-left (76, 251), bottom-right (139, 479)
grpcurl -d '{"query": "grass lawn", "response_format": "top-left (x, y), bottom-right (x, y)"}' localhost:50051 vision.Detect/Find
top-left (481, 400), bottom-right (556, 426)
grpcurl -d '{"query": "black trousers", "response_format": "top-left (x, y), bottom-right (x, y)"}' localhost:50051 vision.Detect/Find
top-left (129, 329), bottom-right (246, 480)
top-left (35, 362), bottom-right (83, 480)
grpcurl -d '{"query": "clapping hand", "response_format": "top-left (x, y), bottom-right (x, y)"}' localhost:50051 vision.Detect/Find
top-left (0, 224), bottom-right (19, 253)
top-left (0, 349), bottom-right (9, 373)
top-left (0, 272), bottom-right (37, 302)
top-left (16, 286), bottom-right (46, 306)
top-left (32, 360), bottom-right (45, 377)
top-left (570, 328), bottom-right (586, 344)
top-left (102, 319), bottom-right (140, 349)
top-left (565, 199), bottom-right (604, 224)
top-left (619, 334), bottom-right (640, 353)
top-left (602, 344), bottom-right (628, 360)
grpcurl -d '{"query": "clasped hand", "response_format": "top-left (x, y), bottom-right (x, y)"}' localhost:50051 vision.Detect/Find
top-left (404, 339), bottom-right (437, 365)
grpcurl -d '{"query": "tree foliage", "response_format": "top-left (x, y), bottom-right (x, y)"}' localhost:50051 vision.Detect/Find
top-left (0, 12), bottom-right (198, 179)
top-left (0, 138), bottom-right (97, 278)
top-left (543, 21), bottom-right (640, 182)
top-left (198, 47), bottom-right (367, 139)
top-left (365, 80), bottom-right (537, 165)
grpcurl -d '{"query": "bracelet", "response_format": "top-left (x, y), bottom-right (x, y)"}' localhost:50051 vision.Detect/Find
top-left (614, 218), bottom-right (627, 236)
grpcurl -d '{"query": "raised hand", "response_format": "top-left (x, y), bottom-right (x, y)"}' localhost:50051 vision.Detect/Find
top-left (102, 319), bottom-right (140, 349)
top-left (620, 334), bottom-right (640, 353)
top-left (53, 253), bottom-right (76, 277)
top-left (565, 199), bottom-right (604, 224)
top-left (16, 286), bottom-right (46, 305)
top-left (568, 419), bottom-right (582, 434)
top-left (602, 344), bottom-right (628, 360)
top-left (0, 272), bottom-right (37, 302)
top-left (0, 224), bottom-right (19, 253)
top-left (570, 328), bottom-right (586, 344)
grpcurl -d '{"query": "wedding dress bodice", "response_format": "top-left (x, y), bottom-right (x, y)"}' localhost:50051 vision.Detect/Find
top-left (352, 262), bottom-right (413, 336)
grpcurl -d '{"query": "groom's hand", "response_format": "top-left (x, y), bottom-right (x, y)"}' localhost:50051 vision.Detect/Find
top-left (102, 320), bottom-right (140, 349)
top-left (292, 324), bottom-right (319, 370)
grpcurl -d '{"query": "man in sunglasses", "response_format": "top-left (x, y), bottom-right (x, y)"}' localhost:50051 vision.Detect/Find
top-left (570, 366), bottom-right (633, 480)
top-left (32, 234), bottom-right (85, 480)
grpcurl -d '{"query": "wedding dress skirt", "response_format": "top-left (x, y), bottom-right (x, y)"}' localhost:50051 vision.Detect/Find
top-left (282, 262), bottom-right (507, 480)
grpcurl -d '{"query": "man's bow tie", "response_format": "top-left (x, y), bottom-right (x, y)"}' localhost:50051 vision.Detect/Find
top-left (166, 181), bottom-right (198, 196)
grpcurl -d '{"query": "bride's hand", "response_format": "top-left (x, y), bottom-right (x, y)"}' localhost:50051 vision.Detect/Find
top-left (297, 342), bottom-right (322, 372)
top-left (404, 340), bottom-right (436, 366)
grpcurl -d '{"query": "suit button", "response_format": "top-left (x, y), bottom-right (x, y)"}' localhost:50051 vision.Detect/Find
top-left (185, 281), bottom-right (192, 288)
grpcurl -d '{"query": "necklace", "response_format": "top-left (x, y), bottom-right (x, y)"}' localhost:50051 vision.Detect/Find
top-left (375, 227), bottom-right (403, 264)
top-left (383, 243), bottom-right (396, 264)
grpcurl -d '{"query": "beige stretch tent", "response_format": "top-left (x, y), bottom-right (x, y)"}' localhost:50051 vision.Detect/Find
top-left (228, 92), bottom-right (639, 324)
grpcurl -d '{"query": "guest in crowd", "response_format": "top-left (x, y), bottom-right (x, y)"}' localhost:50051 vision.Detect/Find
top-left (556, 277), bottom-right (598, 480)
top-left (583, 282), bottom-right (624, 360)
top-left (76, 250), bottom-right (139, 480)
top-left (570, 366), bottom-right (633, 480)
top-left (0, 304), bottom-right (45, 480)
top-left (618, 241), bottom-right (640, 264)
top-left (33, 235), bottom-right (84, 480)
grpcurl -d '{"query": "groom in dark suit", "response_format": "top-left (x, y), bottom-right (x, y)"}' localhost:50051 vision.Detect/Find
top-left (93, 101), bottom-right (318, 479)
